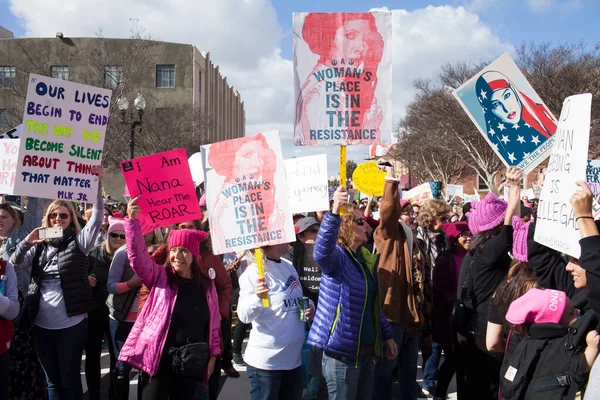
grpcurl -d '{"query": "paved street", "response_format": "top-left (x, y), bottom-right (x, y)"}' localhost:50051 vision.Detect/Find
top-left (81, 341), bottom-right (457, 400)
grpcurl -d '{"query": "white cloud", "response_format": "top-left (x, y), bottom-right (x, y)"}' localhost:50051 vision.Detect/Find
top-left (462, 0), bottom-right (502, 12)
top-left (527, 0), bottom-right (554, 12)
top-left (9, 1), bottom-right (513, 178)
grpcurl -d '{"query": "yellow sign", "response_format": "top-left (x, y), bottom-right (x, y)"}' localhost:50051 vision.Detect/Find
top-left (352, 161), bottom-right (386, 196)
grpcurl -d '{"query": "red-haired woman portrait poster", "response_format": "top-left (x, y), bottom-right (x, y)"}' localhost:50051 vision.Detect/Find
top-left (293, 11), bottom-right (392, 146)
top-left (200, 131), bottom-right (296, 255)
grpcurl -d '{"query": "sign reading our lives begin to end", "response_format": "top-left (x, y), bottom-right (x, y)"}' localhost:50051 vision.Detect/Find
top-left (121, 148), bottom-right (202, 233)
top-left (534, 93), bottom-right (592, 258)
top-left (13, 74), bottom-right (112, 203)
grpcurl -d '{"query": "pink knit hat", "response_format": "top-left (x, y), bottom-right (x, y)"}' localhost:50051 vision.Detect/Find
top-left (400, 199), bottom-right (412, 211)
top-left (199, 193), bottom-right (207, 208)
top-left (442, 222), bottom-right (470, 246)
top-left (168, 229), bottom-right (207, 258)
top-left (107, 216), bottom-right (125, 236)
top-left (512, 216), bottom-right (532, 262)
top-left (506, 288), bottom-right (567, 325)
top-left (466, 192), bottom-right (508, 235)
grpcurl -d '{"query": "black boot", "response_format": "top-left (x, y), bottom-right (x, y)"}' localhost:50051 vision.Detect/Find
top-left (113, 373), bottom-right (130, 400)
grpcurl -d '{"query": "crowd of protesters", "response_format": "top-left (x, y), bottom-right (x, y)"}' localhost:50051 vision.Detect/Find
top-left (1, 162), bottom-right (600, 400)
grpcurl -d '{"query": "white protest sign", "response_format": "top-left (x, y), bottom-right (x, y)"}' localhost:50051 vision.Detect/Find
top-left (523, 188), bottom-right (536, 200)
top-left (188, 152), bottom-right (205, 186)
top-left (532, 181), bottom-right (541, 198)
top-left (534, 93), bottom-right (592, 258)
top-left (0, 139), bottom-right (19, 194)
top-left (403, 182), bottom-right (433, 204)
top-left (13, 74), bottom-right (112, 203)
top-left (284, 154), bottom-right (329, 213)
top-left (446, 184), bottom-right (464, 198)
top-left (463, 192), bottom-right (481, 203)
top-left (0, 125), bottom-right (22, 139)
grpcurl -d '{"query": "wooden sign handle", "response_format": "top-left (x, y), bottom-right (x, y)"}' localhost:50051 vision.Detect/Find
top-left (340, 145), bottom-right (347, 216)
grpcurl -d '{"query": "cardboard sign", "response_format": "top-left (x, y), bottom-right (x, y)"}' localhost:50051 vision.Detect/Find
top-left (121, 149), bottom-right (202, 233)
top-left (0, 139), bottom-right (19, 194)
top-left (446, 184), bottom-right (464, 198)
top-left (454, 53), bottom-right (557, 174)
top-left (522, 188), bottom-right (536, 200)
top-left (284, 154), bottom-right (329, 213)
top-left (12, 74), bottom-right (111, 203)
top-left (534, 94), bottom-right (592, 258)
top-left (0, 125), bottom-right (22, 139)
top-left (352, 161), bottom-right (386, 196)
top-left (463, 192), bottom-right (481, 203)
top-left (201, 131), bottom-right (295, 255)
top-left (532, 181), bottom-right (541, 199)
top-left (403, 182), bottom-right (433, 204)
top-left (586, 160), bottom-right (600, 197)
top-left (293, 11), bottom-right (392, 146)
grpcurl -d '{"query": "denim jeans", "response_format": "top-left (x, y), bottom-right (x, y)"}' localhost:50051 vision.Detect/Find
top-left (322, 352), bottom-right (375, 400)
top-left (422, 342), bottom-right (442, 389)
top-left (32, 319), bottom-right (88, 400)
top-left (109, 318), bottom-right (134, 375)
top-left (372, 323), bottom-right (419, 400)
top-left (246, 364), bottom-right (303, 400)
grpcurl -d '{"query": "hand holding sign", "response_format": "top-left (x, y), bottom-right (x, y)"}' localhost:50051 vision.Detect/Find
top-left (127, 196), bottom-right (141, 219)
top-left (570, 181), bottom-right (594, 218)
top-left (332, 186), bottom-right (349, 215)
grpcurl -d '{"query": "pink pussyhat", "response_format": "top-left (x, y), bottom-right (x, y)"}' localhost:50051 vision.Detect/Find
top-left (107, 216), bottom-right (125, 236)
top-left (512, 216), bottom-right (532, 262)
top-left (466, 192), bottom-right (507, 235)
top-left (506, 288), bottom-right (567, 325)
top-left (168, 229), bottom-right (207, 258)
top-left (199, 193), bottom-right (207, 208)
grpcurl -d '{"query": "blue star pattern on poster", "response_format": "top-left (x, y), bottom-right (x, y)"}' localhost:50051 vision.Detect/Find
top-left (475, 70), bottom-right (557, 166)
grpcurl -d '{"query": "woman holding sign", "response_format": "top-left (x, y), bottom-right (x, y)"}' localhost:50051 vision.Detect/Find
top-left (237, 244), bottom-right (315, 400)
top-left (117, 197), bottom-right (221, 399)
top-left (10, 165), bottom-right (106, 400)
top-left (308, 186), bottom-right (397, 400)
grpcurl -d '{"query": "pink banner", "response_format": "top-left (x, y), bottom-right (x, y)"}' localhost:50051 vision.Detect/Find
top-left (121, 148), bottom-right (202, 233)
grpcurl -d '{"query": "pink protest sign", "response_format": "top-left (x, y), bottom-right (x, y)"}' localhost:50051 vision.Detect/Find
top-left (120, 148), bottom-right (202, 233)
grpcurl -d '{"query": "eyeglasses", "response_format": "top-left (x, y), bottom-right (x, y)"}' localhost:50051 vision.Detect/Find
top-left (49, 212), bottom-right (69, 220)
top-left (459, 232), bottom-right (473, 238)
top-left (110, 233), bottom-right (126, 240)
top-left (354, 217), bottom-right (365, 226)
top-left (401, 211), bottom-right (417, 217)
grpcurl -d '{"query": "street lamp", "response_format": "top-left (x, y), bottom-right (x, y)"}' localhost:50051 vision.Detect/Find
top-left (117, 93), bottom-right (146, 159)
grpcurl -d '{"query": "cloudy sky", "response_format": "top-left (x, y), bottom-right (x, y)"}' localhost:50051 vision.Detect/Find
top-left (1, 0), bottom-right (598, 177)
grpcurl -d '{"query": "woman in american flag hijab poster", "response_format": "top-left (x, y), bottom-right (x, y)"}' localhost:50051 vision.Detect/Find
top-left (453, 53), bottom-right (558, 173)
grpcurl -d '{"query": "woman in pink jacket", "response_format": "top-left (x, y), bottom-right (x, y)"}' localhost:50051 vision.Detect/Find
top-left (118, 197), bottom-right (221, 399)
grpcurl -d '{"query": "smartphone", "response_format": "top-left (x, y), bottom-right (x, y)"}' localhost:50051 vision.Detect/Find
top-left (39, 227), bottom-right (63, 240)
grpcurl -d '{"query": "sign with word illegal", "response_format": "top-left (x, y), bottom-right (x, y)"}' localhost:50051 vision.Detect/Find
top-left (284, 154), bottom-right (329, 213)
top-left (201, 131), bottom-right (296, 255)
top-left (534, 93), bottom-right (592, 258)
top-left (12, 74), bottom-right (111, 202)
top-left (121, 148), bottom-right (202, 233)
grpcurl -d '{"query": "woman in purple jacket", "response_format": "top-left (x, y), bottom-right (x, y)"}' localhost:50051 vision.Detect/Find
top-left (307, 186), bottom-right (397, 400)
top-left (118, 197), bottom-right (221, 400)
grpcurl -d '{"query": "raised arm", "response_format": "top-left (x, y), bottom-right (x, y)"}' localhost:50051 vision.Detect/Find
top-left (378, 169), bottom-right (403, 240)
top-left (124, 197), bottom-right (163, 288)
top-left (503, 167), bottom-right (523, 227)
top-left (76, 168), bottom-right (106, 255)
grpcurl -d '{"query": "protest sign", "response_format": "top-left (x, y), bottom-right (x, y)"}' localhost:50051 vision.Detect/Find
top-left (201, 131), bottom-right (296, 255)
top-left (121, 149), bottom-right (201, 233)
top-left (188, 152), bottom-right (205, 186)
top-left (0, 139), bottom-right (19, 194)
top-left (463, 192), bottom-right (481, 203)
top-left (532, 181), bottom-right (541, 198)
top-left (284, 154), bottom-right (329, 213)
top-left (403, 182), bottom-right (433, 204)
top-left (446, 184), bottom-right (464, 198)
top-left (12, 74), bottom-right (111, 203)
top-left (586, 160), bottom-right (600, 197)
top-left (523, 188), bottom-right (536, 200)
top-left (534, 93), bottom-right (592, 258)
top-left (293, 11), bottom-right (392, 146)
top-left (454, 53), bottom-right (557, 174)
top-left (352, 161), bottom-right (386, 196)
top-left (0, 124), bottom-right (22, 139)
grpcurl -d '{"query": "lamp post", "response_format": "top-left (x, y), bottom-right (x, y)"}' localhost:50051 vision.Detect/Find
top-left (117, 93), bottom-right (146, 159)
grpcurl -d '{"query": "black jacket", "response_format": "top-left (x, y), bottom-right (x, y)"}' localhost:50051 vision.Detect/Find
top-left (88, 245), bottom-right (111, 321)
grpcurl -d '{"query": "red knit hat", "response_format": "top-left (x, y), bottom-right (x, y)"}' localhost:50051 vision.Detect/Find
top-left (168, 230), bottom-right (207, 258)
top-left (441, 222), bottom-right (470, 246)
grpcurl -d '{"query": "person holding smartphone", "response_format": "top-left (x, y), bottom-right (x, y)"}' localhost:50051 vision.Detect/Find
top-left (10, 165), bottom-right (106, 400)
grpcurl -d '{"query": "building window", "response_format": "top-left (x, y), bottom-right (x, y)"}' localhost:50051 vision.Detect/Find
top-left (0, 109), bottom-right (11, 130)
top-left (156, 65), bottom-right (175, 88)
top-left (104, 66), bottom-right (122, 89)
top-left (0, 66), bottom-right (15, 89)
top-left (51, 66), bottom-right (69, 81)
top-left (478, 175), bottom-right (489, 191)
top-left (198, 70), bottom-right (202, 94)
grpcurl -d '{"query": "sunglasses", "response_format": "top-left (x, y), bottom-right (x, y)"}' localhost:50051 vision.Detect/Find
top-left (459, 232), bottom-right (473, 238)
top-left (354, 217), bottom-right (365, 226)
top-left (110, 232), bottom-right (126, 240)
top-left (50, 212), bottom-right (69, 220)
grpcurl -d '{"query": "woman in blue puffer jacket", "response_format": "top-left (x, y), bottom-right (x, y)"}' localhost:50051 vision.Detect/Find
top-left (307, 186), bottom-right (397, 400)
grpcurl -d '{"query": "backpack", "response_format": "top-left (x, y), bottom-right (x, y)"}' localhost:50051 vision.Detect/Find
top-left (500, 311), bottom-right (598, 400)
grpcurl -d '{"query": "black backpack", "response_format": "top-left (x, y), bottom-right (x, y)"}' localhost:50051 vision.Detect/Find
top-left (500, 311), bottom-right (598, 400)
